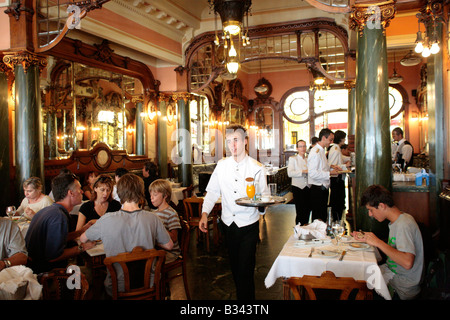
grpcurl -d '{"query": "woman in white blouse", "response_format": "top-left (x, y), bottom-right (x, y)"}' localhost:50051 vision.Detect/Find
top-left (16, 177), bottom-right (54, 220)
top-left (287, 140), bottom-right (311, 225)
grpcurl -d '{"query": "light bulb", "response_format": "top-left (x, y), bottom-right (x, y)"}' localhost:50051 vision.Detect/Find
top-left (430, 42), bottom-right (440, 54)
top-left (226, 61), bottom-right (239, 74)
top-left (229, 44), bottom-right (237, 57)
top-left (422, 46), bottom-right (431, 58)
top-left (415, 41), bottom-right (424, 53)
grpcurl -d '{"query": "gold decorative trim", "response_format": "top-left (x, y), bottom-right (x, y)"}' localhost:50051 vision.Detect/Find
top-left (2, 51), bottom-right (48, 73)
top-left (344, 80), bottom-right (356, 89)
top-left (349, 1), bottom-right (396, 37)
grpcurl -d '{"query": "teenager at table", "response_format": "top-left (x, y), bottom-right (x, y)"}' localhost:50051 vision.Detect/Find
top-left (353, 184), bottom-right (424, 300)
top-left (199, 124), bottom-right (269, 300)
top-left (80, 173), bottom-right (173, 297)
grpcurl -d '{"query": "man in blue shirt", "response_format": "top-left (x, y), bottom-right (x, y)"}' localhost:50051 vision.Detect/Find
top-left (25, 173), bottom-right (95, 273)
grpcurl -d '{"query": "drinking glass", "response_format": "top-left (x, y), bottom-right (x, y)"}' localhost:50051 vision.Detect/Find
top-left (268, 183), bottom-right (277, 197)
top-left (332, 222), bottom-right (345, 246)
top-left (6, 206), bottom-right (16, 220)
top-left (245, 178), bottom-right (256, 201)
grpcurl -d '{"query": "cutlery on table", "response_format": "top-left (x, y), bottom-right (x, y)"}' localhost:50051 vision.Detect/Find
top-left (339, 250), bottom-right (346, 261)
top-left (308, 247), bottom-right (314, 258)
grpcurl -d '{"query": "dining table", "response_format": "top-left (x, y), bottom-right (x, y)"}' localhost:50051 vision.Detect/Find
top-left (264, 234), bottom-right (392, 300)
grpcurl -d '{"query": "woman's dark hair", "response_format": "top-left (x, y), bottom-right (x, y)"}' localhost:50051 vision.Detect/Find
top-left (52, 173), bottom-right (79, 202)
top-left (117, 173), bottom-right (145, 205)
top-left (360, 185), bottom-right (395, 208)
top-left (333, 130), bottom-right (347, 144)
top-left (91, 174), bottom-right (114, 202)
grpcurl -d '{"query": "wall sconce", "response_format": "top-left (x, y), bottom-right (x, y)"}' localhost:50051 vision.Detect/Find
top-left (209, 0), bottom-right (252, 75)
top-left (143, 101), bottom-right (160, 122)
top-left (414, 2), bottom-right (445, 57)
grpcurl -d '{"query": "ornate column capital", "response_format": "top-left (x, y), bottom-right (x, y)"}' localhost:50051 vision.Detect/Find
top-left (349, 1), bottom-right (396, 37)
top-left (171, 92), bottom-right (193, 103)
top-left (344, 79), bottom-right (356, 89)
top-left (2, 51), bottom-right (47, 73)
top-left (131, 95), bottom-right (144, 104)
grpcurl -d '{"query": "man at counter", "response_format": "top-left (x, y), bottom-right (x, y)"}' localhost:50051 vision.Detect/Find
top-left (307, 128), bottom-right (340, 222)
top-left (354, 184), bottom-right (424, 300)
top-left (199, 124), bottom-right (268, 300)
top-left (392, 127), bottom-right (414, 170)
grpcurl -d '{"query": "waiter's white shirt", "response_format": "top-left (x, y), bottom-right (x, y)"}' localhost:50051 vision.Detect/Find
top-left (202, 155), bottom-right (268, 228)
top-left (327, 144), bottom-right (347, 170)
top-left (287, 154), bottom-right (310, 189)
top-left (307, 144), bottom-right (331, 188)
top-left (397, 138), bottom-right (413, 163)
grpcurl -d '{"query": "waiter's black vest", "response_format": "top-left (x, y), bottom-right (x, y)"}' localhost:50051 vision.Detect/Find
top-left (397, 140), bottom-right (414, 169)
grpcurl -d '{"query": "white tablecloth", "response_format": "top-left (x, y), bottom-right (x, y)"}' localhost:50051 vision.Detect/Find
top-left (264, 235), bottom-right (391, 300)
top-left (171, 187), bottom-right (187, 206)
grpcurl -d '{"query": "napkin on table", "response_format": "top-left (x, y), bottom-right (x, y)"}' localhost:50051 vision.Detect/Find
top-left (294, 219), bottom-right (327, 239)
top-left (0, 265), bottom-right (42, 300)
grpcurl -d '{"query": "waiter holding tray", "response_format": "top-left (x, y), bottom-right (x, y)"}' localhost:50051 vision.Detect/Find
top-left (199, 124), bottom-right (269, 300)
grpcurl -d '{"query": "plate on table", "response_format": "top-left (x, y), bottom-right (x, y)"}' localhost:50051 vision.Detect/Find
top-left (317, 250), bottom-right (339, 258)
top-left (349, 243), bottom-right (371, 250)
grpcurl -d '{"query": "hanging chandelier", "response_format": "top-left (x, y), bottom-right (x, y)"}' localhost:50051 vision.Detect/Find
top-left (209, 0), bottom-right (252, 75)
top-left (414, 1), bottom-right (444, 58)
top-left (388, 51), bottom-right (403, 84)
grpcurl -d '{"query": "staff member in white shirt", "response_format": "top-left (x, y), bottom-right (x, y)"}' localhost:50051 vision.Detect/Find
top-left (392, 127), bottom-right (414, 170)
top-left (327, 130), bottom-right (351, 221)
top-left (307, 128), bottom-right (340, 222)
top-left (287, 139), bottom-right (310, 225)
top-left (199, 124), bottom-right (268, 300)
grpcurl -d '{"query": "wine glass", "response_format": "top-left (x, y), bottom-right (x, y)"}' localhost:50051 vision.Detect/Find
top-left (6, 206), bottom-right (16, 220)
top-left (245, 177), bottom-right (256, 201)
top-left (332, 222), bottom-right (345, 246)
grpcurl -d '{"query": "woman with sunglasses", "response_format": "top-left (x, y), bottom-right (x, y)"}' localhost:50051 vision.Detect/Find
top-left (75, 174), bottom-right (121, 231)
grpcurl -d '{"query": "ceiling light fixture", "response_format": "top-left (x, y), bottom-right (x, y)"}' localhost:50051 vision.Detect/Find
top-left (209, 0), bottom-right (252, 75)
top-left (400, 50), bottom-right (422, 66)
top-left (388, 51), bottom-right (403, 84)
top-left (414, 1), bottom-right (444, 58)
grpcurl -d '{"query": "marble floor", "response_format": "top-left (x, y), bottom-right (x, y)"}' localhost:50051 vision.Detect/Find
top-left (184, 202), bottom-right (296, 300)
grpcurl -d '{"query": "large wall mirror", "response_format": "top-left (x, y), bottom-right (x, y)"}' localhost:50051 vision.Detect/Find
top-left (255, 105), bottom-right (275, 149)
top-left (41, 57), bottom-right (143, 159)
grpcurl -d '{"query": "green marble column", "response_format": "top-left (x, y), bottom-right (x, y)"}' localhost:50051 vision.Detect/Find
top-left (426, 22), bottom-right (444, 232)
top-left (176, 96), bottom-right (193, 187)
top-left (0, 68), bottom-right (11, 213)
top-left (157, 99), bottom-right (168, 178)
top-left (14, 63), bottom-right (45, 196)
top-left (354, 25), bottom-right (391, 238)
top-left (135, 101), bottom-right (145, 155)
top-left (347, 84), bottom-right (356, 137)
top-left (46, 111), bottom-right (58, 159)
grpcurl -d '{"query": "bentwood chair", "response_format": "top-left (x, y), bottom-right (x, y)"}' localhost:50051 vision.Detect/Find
top-left (183, 196), bottom-right (217, 252)
top-left (38, 267), bottom-right (90, 300)
top-left (283, 271), bottom-right (373, 300)
top-left (103, 247), bottom-right (166, 300)
top-left (163, 219), bottom-right (191, 300)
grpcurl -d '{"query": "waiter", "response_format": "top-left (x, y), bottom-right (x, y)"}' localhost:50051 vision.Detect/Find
top-left (327, 130), bottom-right (351, 221)
top-left (307, 128), bottom-right (340, 222)
top-left (199, 124), bottom-right (268, 300)
top-left (392, 127), bottom-right (414, 170)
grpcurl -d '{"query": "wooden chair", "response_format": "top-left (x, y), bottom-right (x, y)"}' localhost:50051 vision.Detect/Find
top-left (38, 267), bottom-right (90, 300)
top-left (283, 271), bottom-right (373, 300)
top-left (183, 196), bottom-right (217, 252)
top-left (103, 247), bottom-right (166, 300)
top-left (163, 219), bottom-right (191, 299)
top-left (182, 184), bottom-right (194, 199)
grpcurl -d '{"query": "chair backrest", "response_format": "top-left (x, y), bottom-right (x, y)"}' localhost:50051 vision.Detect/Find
top-left (38, 267), bottom-right (89, 300)
top-left (182, 185), bottom-right (194, 199)
top-left (103, 247), bottom-right (166, 300)
top-left (285, 271), bottom-right (373, 300)
top-left (179, 219), bottom-right (190, 258)
top-left (183, 196), bottom-right (204, 222)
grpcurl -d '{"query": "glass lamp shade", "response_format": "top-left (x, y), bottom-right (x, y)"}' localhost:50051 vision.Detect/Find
top-left (422, 46), bottom-right (431, 58)
top-left (226, 61), bottom-right (239, 74)
top-left (223, 21), bottom-right (241, 35)
top-left (430, 42), bottom-right (440, 54)
top-left (400, 50), bottom-right (421, 66)
top-left (254, 83), bottom-right (268, 94)
top-left (388, 70), bottom-right (403, 84)
top-left (314, 77), bottom-right (325, 85)
top-left (415, 41), bottom-right (424, 53)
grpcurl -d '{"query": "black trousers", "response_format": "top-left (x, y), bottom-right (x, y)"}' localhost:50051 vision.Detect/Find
top-left (292, 185), bottom-right (311, 225)
top-left (310, 185), bottom-right (329, 222)
top-left (329, 175), bottom-right (346, 221)
top-left (221, 220), bottom-right (259, 300)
